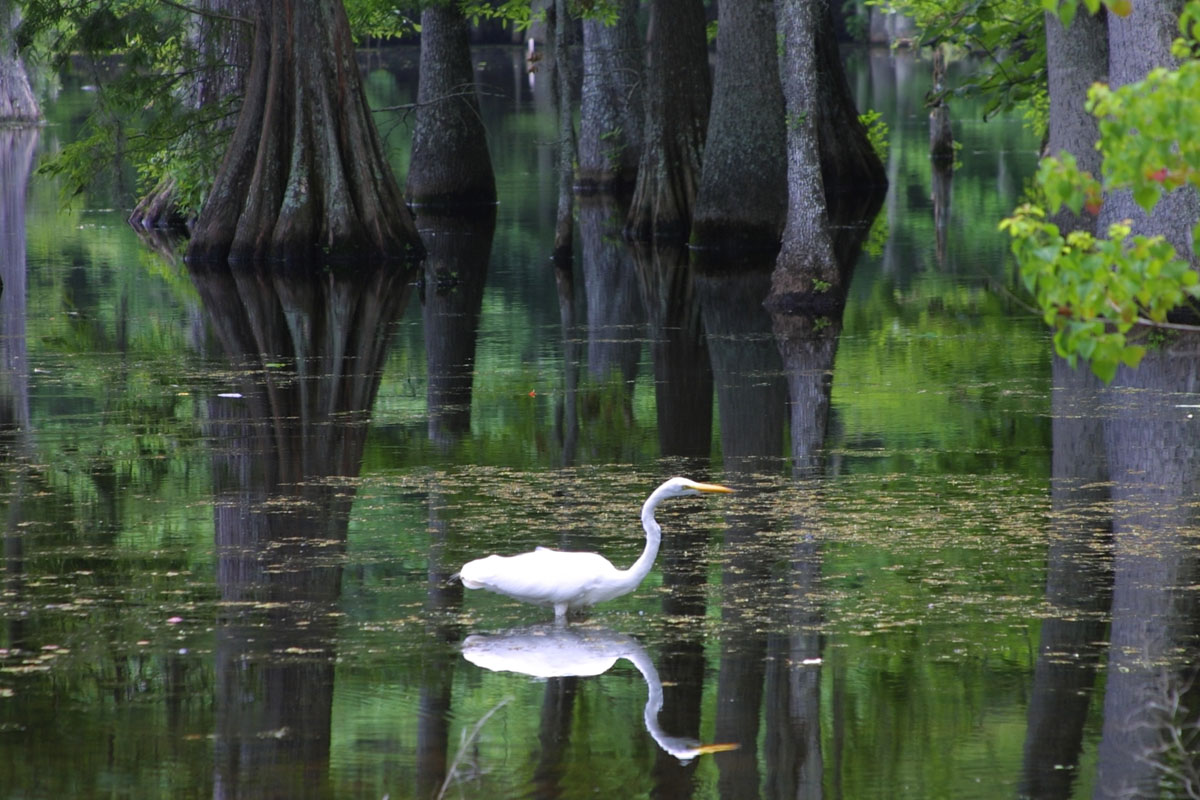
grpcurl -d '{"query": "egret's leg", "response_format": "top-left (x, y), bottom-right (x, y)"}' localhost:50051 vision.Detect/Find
top-left (554, 603), bottom-right (568, 623)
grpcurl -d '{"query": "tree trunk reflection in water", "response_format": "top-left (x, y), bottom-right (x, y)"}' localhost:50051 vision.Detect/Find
top-left (632, 242), bottom-right (712, 459)
top-left (931, 162), bottom-right (953, 268)
top-left (581, 197), bottom-right (645, 422)
top-left (533, 676), bottom-right (579, 800)
top-left (1020, 357), bottom-right (1113, 799)
top-left (189, 260), bottom-right (415, 798)
top-left (420, 209), bottom-right (496, 449)
top-left (629, 240), bottom-right (713, 797)
top-left (1094, 337), bottom-right (1200, 799)
top-left (764, 319), bottom-right (834, 800)
top-left (554, 254), bottom-right (580, 466)
top-left (1, 126), bottom-right (37, 654)
top-left (763, 193), bottom-right (873, 799)
top-left (417, 485), bottom-right (465, 798)
top-left (696, 266), bottom-right (788, 797)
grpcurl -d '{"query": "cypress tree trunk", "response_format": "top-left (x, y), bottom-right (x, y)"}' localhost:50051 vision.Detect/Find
top-left (624, 0), bottom-right (711, 243)
top-left (406, 4), bottom-right (496, 208)
top-left (767, 0), bottom-right (840, 313)
top-left (551, 0), bottom-right (578, 261)
top-left (1043, 8), bottom-right (1107, 235)
top-left (1098, 0), bottom-right (1198, 268)
top-left (577, 0), bottom-right (643, 195)
top-left (0, 0), bottom-right (38, 121)
top-left (690, 0), bottom-right (787, 253)
top-left (188, 0), bottom-right (421, 264)
top-left (768, 0), bottom-right (885, 312)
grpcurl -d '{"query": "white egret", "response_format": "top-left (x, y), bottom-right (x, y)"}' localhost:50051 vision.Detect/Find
top-left (454, 477), bottom-right (734, 620)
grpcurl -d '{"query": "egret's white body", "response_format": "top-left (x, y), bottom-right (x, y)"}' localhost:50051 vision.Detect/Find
top-left (455, 477), bottom-right (733, 620)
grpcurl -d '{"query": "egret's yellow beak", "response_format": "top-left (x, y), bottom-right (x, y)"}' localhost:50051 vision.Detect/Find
top-left (692, 481), bottom-right (734, 494)
top-left (693, 741), bottom-right (740, 755)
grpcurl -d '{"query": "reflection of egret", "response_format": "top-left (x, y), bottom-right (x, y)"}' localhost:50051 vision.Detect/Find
top-left (462, 625), bottom-right (739, 762)
top-left (455, 477), bottom-right (733, 621)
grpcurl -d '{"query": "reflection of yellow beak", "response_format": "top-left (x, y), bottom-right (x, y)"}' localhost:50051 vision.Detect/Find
top-left (693, 482), bottom-right (734, 494)
top-left (693, 742), bottom-right (741, 755)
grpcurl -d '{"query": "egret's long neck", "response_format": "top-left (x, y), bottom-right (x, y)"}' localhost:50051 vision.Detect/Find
top-left (619, 487), bottom-right (669, 590)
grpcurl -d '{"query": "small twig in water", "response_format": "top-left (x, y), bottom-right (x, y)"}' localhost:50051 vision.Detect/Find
top-left (435, 696), bottom-right (511, 800)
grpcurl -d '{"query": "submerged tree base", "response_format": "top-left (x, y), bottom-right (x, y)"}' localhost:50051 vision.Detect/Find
top-left (187, 0), bottom-right (421, 264)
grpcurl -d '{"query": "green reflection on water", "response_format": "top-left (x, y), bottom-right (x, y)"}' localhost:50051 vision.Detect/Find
top-left (0, 43), bottom-right (1128, 800)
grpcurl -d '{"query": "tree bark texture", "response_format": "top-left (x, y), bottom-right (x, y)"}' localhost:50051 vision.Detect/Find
top-left (768, 0), bottom-right (841, 312)
top-left (1043, 9), bottom-right (1107, 235)
top-left (577, 0), bottom-right (643, 195)
top-left (0, 0), bottom-right (38, 120)
top-left (551, 0), bottom-right (578, 261)
top-left (625, 0), bottom-right (711, 243)
top-left (1099, 0), bottom-right (1198, 266)
top-left (691, 0), bottom-right (787, 253)
top-left (188, 0), bottom-right (421, 264)
top-left (406, 4), bottom-right (497, 208)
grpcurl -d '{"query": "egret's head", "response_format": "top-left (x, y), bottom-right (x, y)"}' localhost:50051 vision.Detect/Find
top-left (664, 477), bottom-right (735, 497)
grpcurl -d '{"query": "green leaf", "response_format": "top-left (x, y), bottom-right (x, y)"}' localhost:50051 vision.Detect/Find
top-left (1119, 345), bottom-right (1146, 368)
top-left (1133, 183), bottom-right (1162, 213)
top-left (1091, 356), bottom-right (1118, 383)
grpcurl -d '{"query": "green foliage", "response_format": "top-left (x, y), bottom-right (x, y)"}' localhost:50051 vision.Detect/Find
top-left (19, 1), bottom-right (246, 216)
top-left (859, 109), bottom-right (889, 162)
top-left (343, 0), bottom-right (421, 40)
top-left (841, 0), bottom-right (872, 42)
top-left (460, 0), bottom-right (535, 30)
top-left (458, 0), bottom-right (623, 30)
top-left (1001, 206), bottom-right (1196, 382)
top-left (1001, 2), bottom-right (1200, 382)
top-left (1045, 0), bottom-right (1131, 29)
top-left (873, 0), bottom-right (1046, 123)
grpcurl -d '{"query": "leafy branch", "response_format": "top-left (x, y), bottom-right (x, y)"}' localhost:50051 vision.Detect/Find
top-left (1000, 1), bottom-right (1200, 382)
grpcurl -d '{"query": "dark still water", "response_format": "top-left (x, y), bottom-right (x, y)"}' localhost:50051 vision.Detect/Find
top-left (3, 46), bottom-right (1199, 800)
